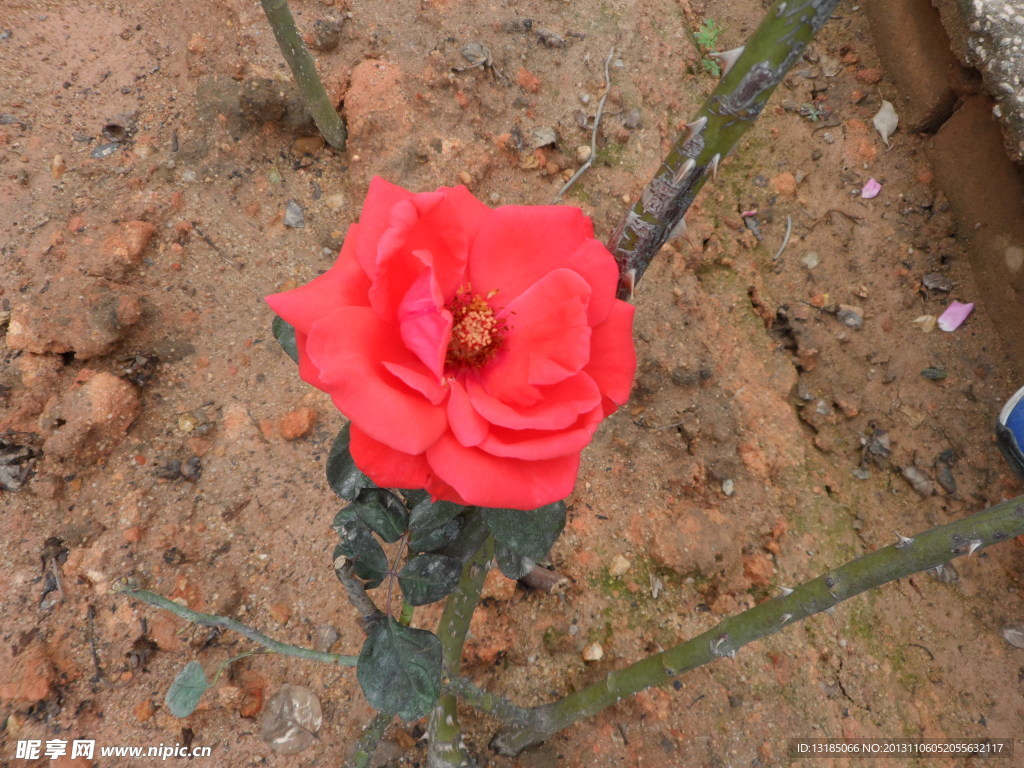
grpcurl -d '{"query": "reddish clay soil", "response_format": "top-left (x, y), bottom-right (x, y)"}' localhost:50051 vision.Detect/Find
top-left (2, 1), bottom-right (1022, 766)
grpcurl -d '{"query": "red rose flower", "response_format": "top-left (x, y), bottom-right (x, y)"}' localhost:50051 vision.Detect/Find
top-left (267, 177), bottom-right (635, 509)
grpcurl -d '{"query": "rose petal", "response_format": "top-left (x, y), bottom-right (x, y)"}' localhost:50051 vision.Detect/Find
top-left (466, 205), bottom-right (596, 307)
top-left (861, 178), bottom-right (882, 199)
top-left (478, 405), bottom-right (603, 459)
top-left (584, 300), bottom-right (637, 414)
top-left (305, 307), bottom-right (447, 453)
top-left (353, 177), bottom-right (415, 277)
top-left (349, 426), bottom-right (432, 489)
top-left (937, 300), bottom-right (974, 332)
top-left (426, 432), bottom-right (581, 509)
top-left (265, 232), bottom-right (371, 335)
top-left (397, 267), bottom-right (451, 378)
top-left (467, 372), bottom-right (601, 430)
top-left (473, 269), bottom-right (592, 407)
top-left (446, 379), bottom-right (489, 447)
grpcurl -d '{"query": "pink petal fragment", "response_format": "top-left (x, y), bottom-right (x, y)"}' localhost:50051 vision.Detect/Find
top-left (937, 300), bottom-right (974, 332)
top-left (861, 178), bottom-right (882, 199)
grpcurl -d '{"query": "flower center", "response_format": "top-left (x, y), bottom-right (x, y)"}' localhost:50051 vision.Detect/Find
top-left (445, 287), bottom-right (506, 369)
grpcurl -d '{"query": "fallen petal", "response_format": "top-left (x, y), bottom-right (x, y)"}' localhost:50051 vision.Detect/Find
top-left (937, 301), bottom-right (974, 332)
top-left (861, 178), bottom-right (882, 199)
top-left (873, 99), bottom-right (898, 146)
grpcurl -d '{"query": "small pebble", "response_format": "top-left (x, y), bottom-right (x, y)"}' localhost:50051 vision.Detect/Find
top-left (901, 466), bottom-right (934, 497)
top-left (582, 642), bottom-right (604, 662)
top-left (836, 304), bottom-right (864, 329)
top-left (608, 554), bottom-right (631, 577)
top-left (1002, 625), bottom-right (1024, 649)
top-left (292, 135), bottom-right (325, 155)
top-left (800, 251), bottom-right (820, 270)
top-left (458, 170), bottom-right (473, 185)
top-left (579, 93), bottom-right (591, 105)
top-left (576, 145), bottom-right (592, 164)
top-left (722, 478), bottom-right (735, 496)
top-left (50, 154), bottom-right (66, 179)
top-left (312, 625), bottom-right (340, 652)
top-left (284, 200), bottom-right (305, 228)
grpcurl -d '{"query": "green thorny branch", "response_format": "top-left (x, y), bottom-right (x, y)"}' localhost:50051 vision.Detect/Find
top-left (427, 526), bottom-right (495, 768)
top-left (609, 0), bottom-right (842, 300)
top-left (116, 496), bottom-right (1024, 757)
top-left (490, 495), bottom-right (1024, 755)
top-left (259, 0), bottom-right (347, 149)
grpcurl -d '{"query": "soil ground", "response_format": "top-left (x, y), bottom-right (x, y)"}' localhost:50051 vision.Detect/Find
top-left (1, 1), bottom-right (1023, 766)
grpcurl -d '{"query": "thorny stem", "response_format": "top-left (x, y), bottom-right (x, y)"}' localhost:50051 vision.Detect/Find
top-left (608, 0), bottom-right (843, 299)
top-left (112, 580), bottom-right (357, 666)
top-left (334, 557), bottom-right (384, 633)
top-left (427, 527), bottom-right (495, 768)
top-left (442, 675), bottom-right (531, 728)
top-left (491, 495), bottom-right (1024, 755)
top-left (259, 0), bottom-right (347, 149)
top-left (347, 710), bottom-right (394, 768)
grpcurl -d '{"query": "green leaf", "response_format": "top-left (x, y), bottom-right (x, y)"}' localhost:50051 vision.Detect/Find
top-left (410, 515), bottom-right (463, 553)
top-left (495, 541), bottom-right (535, 580)
top-left (327, 424), bottom-right (373, 501)
top-left (349, 488), bottom-right (408, 543)
top-left (165, 661), bottom-right (210, 718)
top-left (438, 510), bottom-right (490, 565)
top-left (357, 617), bottom-right (442, 721)
top-left (397, 554), bottom-right (461, 606)
top-left (408, 499), bottom-right (466, 552)
top-left (409, 498), bottom-right (465, 532)
top-left (399, 488), bottom-right (431, 507)
top-left (483, 501), bottom-right (566, 562)
top-left (334, 519), bottom-right (389, 588)
top-left (271, 315), bottom-right (299, 364)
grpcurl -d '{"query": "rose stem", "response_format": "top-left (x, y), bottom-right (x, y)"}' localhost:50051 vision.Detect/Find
top-left (333, 557), bottom-right (384, 633)
top-left (490, 494), bottom-right (1024, 755)
top-left (347, 710), bottom-right (394, 768)
top-left (258, 0), bottom-right (347, 150)
top-left (608, 0), bottom-right (842, 300)
top-left (112, 580), bottom-right (357, 666)
top-left (427, 529), bottom-right (495, 768)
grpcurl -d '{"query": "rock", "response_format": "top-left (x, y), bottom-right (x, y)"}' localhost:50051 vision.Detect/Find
top-left (40, 371), bottom-right (141, 461)
top-left (769, 172), bottom-right (798, 197)
top-left (742, 552), bottom-right (775, 587)
top-left (278, 408), bottom-right (317, 440)
top-left (344, 60), bottom-right (409, 141)
top-left (481, 567), bottom-right (516, 600)
top-left (269, 602), bottom-right (292, 625)
top-left (649, 506), bottom-right (737, 576)
top-left (582, 642), bottom-right (604, 661)
top-left (855, 67), bottom-right (883, 84)
top-left (84, 220), bottom-right (157, 279)
top-left (515, 67), bottom-right (541, 93)
top-left (0, 642), bottom-right (55, 705)
top-left (309, 18), bottom-right (343, 52)
top-left (608, 554), bottom-right (631, 577)
top-left (283, 200), bottom-right (305, 229)
top-left (134, 698), bottom-right (156, 721)
top-left (292, 135), bottom-right (325, 155)
top-left (6, 277), bottom-right (143, 359)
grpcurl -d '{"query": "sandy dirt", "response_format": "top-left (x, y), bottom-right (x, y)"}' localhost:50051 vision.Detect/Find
top-left (1, 0), bottom-right (1023, 766)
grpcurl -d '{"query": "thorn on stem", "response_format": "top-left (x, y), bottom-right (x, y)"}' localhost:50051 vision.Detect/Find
top-left (686, 116), bottom-right (708, 135)
top-left (778, 585), bottom-right (794, 597)
top-left (894, 532), bottom-right (914, 548)
top-left (667, 217), bottom-right (687, 240)
top-left (966, 539), bottom-right (983, 557)
top-left (672, 157), bottom-right (697, 185)
top-left (780, 613), bottom-right (793, 626)
top-left (707, 152), bottom-right (721, 181)
top-left (709, 46), bottom-right (745, 77)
